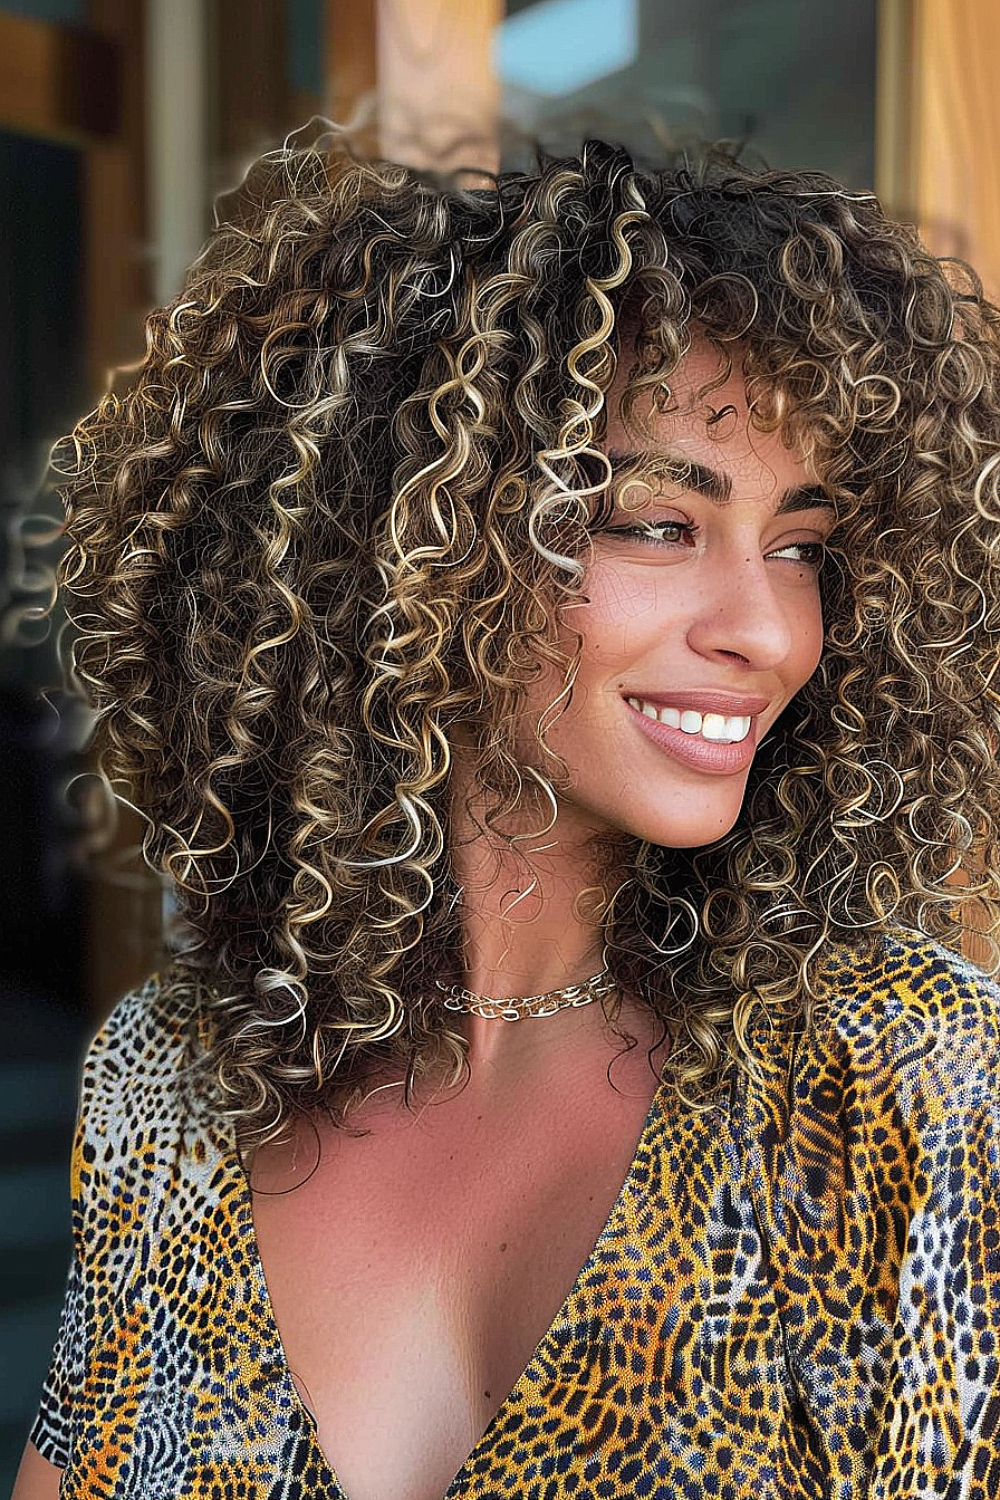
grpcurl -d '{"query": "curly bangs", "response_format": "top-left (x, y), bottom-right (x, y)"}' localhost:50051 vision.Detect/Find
top-left (48, 130), bottom-right (1000, 1141)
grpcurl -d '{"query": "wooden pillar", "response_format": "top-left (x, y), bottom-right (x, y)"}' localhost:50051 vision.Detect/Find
top-left (874, 0), bottom-right (914, 220)
top-left (146, 0), bottom-right (210, 306)
top-left (324, 0), bottom-right (501, 173)
top-left (877, 0), bottom-right (1000, 301)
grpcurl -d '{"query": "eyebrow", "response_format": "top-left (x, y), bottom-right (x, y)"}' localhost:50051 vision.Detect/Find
top-left (605, 447), bottom-right (836, 516)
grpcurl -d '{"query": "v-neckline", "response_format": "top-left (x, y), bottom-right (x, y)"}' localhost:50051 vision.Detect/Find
top-left (224, 1074), bottom-right (669, 1500)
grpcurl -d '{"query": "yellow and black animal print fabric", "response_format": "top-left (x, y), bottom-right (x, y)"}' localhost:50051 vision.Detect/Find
top-left (32, 933), bottom-right (1000, 1498)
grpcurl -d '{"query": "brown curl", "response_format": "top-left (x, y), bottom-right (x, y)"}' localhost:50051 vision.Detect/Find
top-left (30, 126), bottom-right (1000, 1144)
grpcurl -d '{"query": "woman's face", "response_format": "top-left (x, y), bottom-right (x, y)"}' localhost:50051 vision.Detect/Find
top-left (520, 337), bottom-right (836, 850)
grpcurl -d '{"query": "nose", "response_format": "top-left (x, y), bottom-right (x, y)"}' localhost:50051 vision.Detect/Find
top-left (685, 550), bottom-right (794, 669)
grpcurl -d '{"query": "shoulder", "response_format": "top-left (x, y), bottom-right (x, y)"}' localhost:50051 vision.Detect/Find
top-left (84, 968), bottom-right (201, 1081)
top-left (805, 928), bottom-right (1000, 1115)
top-left (81, 967), bottom-right (203, 1098)
top-left (814, 926), bottom-right (1000, 1031)
top-left (740, 928), bottom-right (1000, 1270)
top-left (74, 969), bottom-right (216, 1194)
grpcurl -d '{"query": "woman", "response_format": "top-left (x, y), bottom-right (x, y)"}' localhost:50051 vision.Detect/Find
top-left (14, 133), bottom-right (1000, 1499)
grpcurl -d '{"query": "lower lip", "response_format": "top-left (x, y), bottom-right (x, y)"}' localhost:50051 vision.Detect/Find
top-left (625, 700), bottom-right (759, 775)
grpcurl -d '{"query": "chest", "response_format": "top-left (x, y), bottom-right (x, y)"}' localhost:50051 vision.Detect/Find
top-left (248, 1062), bottom-right (662, 1500)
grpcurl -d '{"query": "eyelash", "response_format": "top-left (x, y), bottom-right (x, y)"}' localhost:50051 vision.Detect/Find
top-left (772, 541), bottom-right (826, 569)
top-left (602, 520), bottom-right (826, 569)
top-left (603, 519), bottom-right (698, 547)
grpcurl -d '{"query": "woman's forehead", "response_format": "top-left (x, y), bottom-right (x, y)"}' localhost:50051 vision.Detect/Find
top-left (609, 333), bottom-right (744, 416)
top-left (605, 338), bottom-right (817, 493)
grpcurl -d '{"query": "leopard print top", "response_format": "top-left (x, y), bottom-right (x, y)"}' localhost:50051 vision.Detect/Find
top-left (31, 931), bottom-right (1000, 1499)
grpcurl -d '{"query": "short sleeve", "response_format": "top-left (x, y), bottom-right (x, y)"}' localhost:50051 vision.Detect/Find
top-left (29, 1250), bottom-right (86, 1467)
top-left (740, 934), bottom-right (1000, 1498)
top-left (26, 972), bottom-right (171, 1470)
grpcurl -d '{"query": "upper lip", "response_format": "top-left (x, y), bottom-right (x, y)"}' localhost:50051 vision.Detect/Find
top-left (623, 690), bottom-right (772, 716)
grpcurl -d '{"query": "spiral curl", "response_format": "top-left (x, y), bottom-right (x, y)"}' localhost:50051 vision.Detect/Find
top-left (39, 130), bottom-right (1000, 1143)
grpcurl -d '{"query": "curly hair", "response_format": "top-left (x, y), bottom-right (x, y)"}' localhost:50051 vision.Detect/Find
top-left (43, 128), bottom-right (1000, 1145)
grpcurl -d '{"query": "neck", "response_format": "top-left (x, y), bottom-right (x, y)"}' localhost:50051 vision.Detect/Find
top-left (452, 835), bottom-right (609, 998)
top-left (444, 758), bottom-right (632, 1077)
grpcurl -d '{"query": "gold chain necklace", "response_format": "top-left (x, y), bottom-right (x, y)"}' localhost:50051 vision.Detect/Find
top-left (435, 968), bottom-right (615, 1021)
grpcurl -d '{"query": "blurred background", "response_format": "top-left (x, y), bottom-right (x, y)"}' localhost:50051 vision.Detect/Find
top-left (1, 0), bottom-right (998, 1484)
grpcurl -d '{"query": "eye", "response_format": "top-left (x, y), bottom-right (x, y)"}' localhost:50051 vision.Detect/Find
top-left (769, 540), bottom-right (826, 569)
top-left (601, 518), bottom-right (698, 548)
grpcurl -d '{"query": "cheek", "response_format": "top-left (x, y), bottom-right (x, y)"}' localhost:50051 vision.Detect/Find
top-left (796, 591), bottom-right (826, 684)
top-left (573, 566), bottom-right (673, 663)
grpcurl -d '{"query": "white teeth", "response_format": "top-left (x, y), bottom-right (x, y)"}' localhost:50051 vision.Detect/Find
top-left (628, 698), bottom-right (752, 744)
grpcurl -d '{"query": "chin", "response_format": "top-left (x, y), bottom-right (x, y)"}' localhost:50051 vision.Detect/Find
top-left (635, 787), bottom-right (751, 849)
top-left (644, 820), bottom-right (741, 850)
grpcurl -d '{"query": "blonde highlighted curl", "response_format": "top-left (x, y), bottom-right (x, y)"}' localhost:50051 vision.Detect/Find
top-left (43, 129), bottom-right (1000, 1144)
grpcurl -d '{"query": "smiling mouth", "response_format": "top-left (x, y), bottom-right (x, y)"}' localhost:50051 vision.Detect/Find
top-left (626, 697), bottom-right (752, 744)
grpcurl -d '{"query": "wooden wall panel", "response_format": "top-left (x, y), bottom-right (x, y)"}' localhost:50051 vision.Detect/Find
top-left (324, 0), bottom-right (501, 171)
top-left (378, 0), bottom-right (502, 172)
top-left (0, 11), bottom-right (120, 143)
top-left (0, 4), bottom-right (157, 1015)
top-left (215, 0), bottom-right (289, 164)
top-left (324, 0), bottom-right (378, 139)
top-left (877, 0), bottom-right (1000, 301)
top-left (877, 0), bottom-right (1000, 969)
top-left (914, 0), bottom-right (1000, 299)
